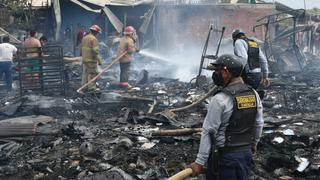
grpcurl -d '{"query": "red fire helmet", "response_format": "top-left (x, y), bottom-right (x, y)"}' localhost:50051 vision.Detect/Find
top-left (124, 26), bottom-right (135, 35)
top-left (90, 24), bottom-right (101, 33)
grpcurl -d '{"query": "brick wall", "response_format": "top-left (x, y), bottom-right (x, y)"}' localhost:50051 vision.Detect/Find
top-left (156, 4), bottom-right (274, 53)
top-left (221, 4), bottom-right (274, 39)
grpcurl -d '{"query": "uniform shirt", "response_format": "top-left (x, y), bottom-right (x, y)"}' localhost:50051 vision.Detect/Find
top-left (117, 35), bottom-right (136, 63)
top-left (234, 38), bottom-right (269, 78)
top-left (195, 80), bottom-right (264, 166)
top-left (0, 43), bottom-right (17, 62)
top-left (23, 37), bottom-right (41, 57)
top-left (80, 33), bottom-right (102, 64)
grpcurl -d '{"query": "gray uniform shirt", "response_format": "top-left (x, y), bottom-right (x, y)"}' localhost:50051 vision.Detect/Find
top-left (234, 38), bottom-right (269, 78)
top-left (195, 82), bottom-right (264, 166)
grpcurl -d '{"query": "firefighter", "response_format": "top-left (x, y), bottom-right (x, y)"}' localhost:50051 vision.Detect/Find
top-left (80, 24), bottom-right (103, 92)
top-left (117, 26), bottom-right (139, 88)
top-left (232, 29), bottom-right (270, 99)
top-left (188, 54), bottom-right (264, 179)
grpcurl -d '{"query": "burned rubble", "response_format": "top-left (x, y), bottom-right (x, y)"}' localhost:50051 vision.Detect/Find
top-left (0, 53), bottom-right (319, 180)
top-left (1, 1), bottom-right (320, 180)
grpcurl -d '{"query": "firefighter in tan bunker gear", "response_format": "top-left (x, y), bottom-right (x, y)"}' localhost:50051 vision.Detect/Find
top-left (117, 26), bottom-right (139, 88)
top-left (80, 24), bottom-right (103, 91)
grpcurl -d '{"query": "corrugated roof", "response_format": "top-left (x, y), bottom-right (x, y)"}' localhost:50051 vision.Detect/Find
top-left (80, 0), bottom-right (153, 6)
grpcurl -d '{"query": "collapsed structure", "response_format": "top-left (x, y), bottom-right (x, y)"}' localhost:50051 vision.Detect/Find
top-left (0, 0), bottom-right (320, 179)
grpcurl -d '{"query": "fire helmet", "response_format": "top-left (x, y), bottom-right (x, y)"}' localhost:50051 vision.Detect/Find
top-left (90, 24), bottom-right (101, 33)
top-left (232, 29), bottom-right (245, 40)
top-left (124, 26), bottom-right (135, 35)
top-left (210, 54), bottom-right (243, 77)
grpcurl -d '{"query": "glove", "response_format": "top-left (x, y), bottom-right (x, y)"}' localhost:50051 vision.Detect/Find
top-left (262, 78), bottom-right (270, 88)
top-left (98, 58), bottom-right (102, 65)
top-left (251, 144), bottom-right (257, 155)
top-left (187, 162), bottom-right (203, 177)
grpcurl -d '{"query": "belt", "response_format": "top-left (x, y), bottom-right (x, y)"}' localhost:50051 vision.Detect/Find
top-left (219, 145), bottom-right (251, 153)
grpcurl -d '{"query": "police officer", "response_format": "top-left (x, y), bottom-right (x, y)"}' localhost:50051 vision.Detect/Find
top-left (232, 29), bottom-right (270, 98)
top-left (188, 54), bottom-right (264, 179)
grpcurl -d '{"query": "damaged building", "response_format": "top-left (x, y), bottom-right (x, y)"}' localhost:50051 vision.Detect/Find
top-left (0, 0), bottom-right (320, 179)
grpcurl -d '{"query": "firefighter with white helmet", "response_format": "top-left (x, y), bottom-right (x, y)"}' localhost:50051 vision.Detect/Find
top-left (117, 25), bottom-right (139, 88)
top-left (80, 24), bottom-right (103, 92)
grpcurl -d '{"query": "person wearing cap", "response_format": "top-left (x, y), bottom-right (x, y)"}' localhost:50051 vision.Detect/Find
top-left (187, 54), bottom-right (264, 179)
top-left (80, 24), bottom-right (103, 92)
top-left (232, 29), bottom-right (270, 99)
top-left (117, 26), bottom-right (139, 89)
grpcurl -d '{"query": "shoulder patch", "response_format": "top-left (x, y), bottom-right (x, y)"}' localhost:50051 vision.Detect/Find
top-left (235, 95), bottom-right (257, 109)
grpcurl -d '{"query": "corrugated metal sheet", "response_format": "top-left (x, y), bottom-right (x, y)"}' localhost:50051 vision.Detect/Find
top-left (80, 0), bottom-right (154, 6)
top-left (70, 0), bottom-right (101, 13)
top-left (102, 6), bottom-right (124, 33)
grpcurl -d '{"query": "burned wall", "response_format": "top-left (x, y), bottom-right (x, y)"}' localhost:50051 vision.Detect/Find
top-left (155, 4), bottom-right (274, 54)
top-left (221, 4), bottom-right (274, 38)
top-left (156, 5), bottom-right (221, 54)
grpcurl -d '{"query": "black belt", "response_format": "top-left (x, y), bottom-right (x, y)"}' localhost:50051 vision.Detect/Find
top-left (219, 145), bottom-right (251, 153)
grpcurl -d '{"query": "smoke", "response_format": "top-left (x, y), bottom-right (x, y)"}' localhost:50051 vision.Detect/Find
top-left (138, 48), bottom-right (201, 82)
top-left (137, 3), bottom-right (237, 82)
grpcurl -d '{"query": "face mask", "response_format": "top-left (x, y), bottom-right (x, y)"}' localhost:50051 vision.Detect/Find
top-left (212, 67), bottom-right (224, 86)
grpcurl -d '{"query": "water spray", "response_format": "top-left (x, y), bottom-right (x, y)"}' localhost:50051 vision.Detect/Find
top-left (138, 49), bottom-right (171, 62)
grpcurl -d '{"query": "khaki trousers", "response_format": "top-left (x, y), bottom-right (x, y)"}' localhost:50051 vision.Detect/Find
top-left (81, 62), bottom-right (98, 90)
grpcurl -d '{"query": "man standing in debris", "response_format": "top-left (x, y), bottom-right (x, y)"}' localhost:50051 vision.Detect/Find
top-left (23, 30), bottom-right (42, 84)
top-left (188, 54), bottom-right (264, 179)
top-left (80, 24), bottom-right (103, 92)
top-left (0, 36), bottom-right (17, 92)
top-left (117, 26), bottom-right (139, 89)
top-left (232, 29), bottom-right (269, 98)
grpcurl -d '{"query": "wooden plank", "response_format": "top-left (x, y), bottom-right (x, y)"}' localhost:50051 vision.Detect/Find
top-left (0, 115), bottom-right (56, 125)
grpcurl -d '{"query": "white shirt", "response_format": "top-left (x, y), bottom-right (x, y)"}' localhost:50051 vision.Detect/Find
top-left (0, 43), bottom-right (17, 62)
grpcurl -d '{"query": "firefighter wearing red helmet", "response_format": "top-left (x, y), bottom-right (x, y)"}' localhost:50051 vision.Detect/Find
top-left (117, 25), bottom-right (139, 88)
top-left (80, 24), bottom-right (103, 92)
top-left (90, 24), bottom-right (101, 33)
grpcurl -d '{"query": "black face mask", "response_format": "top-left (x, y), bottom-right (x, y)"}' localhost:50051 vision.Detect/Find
top-left (212, 67), bottom-right (224, 86)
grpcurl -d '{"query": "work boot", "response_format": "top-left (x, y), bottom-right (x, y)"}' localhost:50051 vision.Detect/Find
top-left (119, 82), bottom-right (132, 89)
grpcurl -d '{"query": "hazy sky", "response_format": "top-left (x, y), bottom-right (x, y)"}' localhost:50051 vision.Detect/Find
top-left (265, 0), bottom-right (320, 9)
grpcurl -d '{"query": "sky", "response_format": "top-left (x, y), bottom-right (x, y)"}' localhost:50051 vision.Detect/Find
top-left (265, 0), bottom-right (320, 9)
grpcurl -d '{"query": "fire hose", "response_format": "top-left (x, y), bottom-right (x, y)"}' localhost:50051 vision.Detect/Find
top-left (77, 51), bottom-right (127, 93)
top-left (169, 85), bottom-right (220, 113)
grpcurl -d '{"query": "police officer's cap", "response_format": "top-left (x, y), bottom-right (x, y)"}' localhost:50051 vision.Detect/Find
top-left (232, 29), bottom-right (245, 40)
top-left (210, 54), bottom-right (243, 77)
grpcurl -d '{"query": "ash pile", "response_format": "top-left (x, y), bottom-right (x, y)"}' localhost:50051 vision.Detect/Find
top-left (0, 56), bottom-right (320, 180)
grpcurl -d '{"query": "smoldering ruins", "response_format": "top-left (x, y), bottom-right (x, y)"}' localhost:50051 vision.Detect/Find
top-left (1, 0), bottom-right (320, 179)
